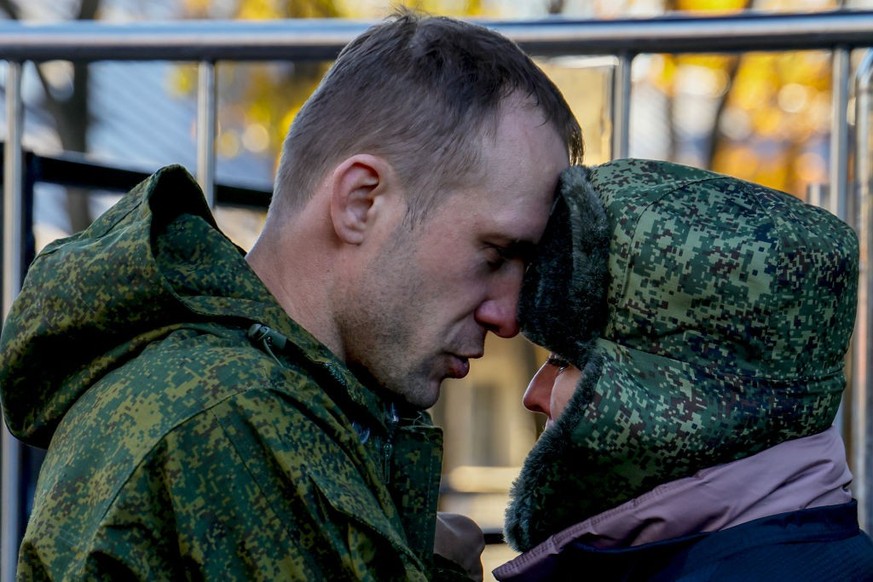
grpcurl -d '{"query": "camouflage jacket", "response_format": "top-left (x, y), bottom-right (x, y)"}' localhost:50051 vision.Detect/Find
top-left (0, 165), bottom-right (444, 581)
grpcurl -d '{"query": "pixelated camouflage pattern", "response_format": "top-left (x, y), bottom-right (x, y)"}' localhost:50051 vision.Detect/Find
top-left (0, 165), bottom-right (444, 580)
top-left (505, 158), bottom-right (859, 552)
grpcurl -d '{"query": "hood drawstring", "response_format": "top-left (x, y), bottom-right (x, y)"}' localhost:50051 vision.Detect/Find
top-left (247, 323), bottom-right (287, 364)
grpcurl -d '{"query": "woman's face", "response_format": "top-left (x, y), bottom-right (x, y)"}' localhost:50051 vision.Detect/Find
top-left (522, 354), bottom-right (581, 425)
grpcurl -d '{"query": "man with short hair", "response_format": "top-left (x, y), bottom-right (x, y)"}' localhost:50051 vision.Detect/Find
top-left (0, 10), bottom-right (581, 580)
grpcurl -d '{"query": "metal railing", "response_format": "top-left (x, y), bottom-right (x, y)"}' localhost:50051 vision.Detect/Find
top-left (853, 47), bottom-right (873, 552)
top-left (2, 10), bottom-right (873, 581)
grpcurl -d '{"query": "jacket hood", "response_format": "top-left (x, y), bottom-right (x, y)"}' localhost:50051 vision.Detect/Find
top-left (0, 165), bottom-right (293, 447)
top-left (505, 159), bottom-right (859, 552)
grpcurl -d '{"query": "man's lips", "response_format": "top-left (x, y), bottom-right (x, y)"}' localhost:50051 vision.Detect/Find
top-left (446, 353), bottom-right (480, 379)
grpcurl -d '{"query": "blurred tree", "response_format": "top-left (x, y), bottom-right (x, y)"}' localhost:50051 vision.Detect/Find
top-left (0, 0), bottom-right (100, 231)
top-left (652, 0), bottom-right (837, 196)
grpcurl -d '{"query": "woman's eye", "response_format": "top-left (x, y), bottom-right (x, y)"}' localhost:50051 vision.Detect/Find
top-left (546, 355), bottom-right (570, 371)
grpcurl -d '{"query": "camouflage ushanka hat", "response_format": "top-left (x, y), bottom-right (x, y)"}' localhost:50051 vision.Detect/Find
top-left (504, 158), bottom-right (859, 552)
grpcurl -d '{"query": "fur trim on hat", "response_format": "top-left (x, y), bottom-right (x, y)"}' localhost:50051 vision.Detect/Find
top-left (518, 166), bottom-right (609, 370)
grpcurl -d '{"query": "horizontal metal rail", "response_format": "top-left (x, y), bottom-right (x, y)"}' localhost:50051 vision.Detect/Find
top-left (10, 151), bottom-right (273, 208)
top-left (0, 10), bottom-right (870, 62)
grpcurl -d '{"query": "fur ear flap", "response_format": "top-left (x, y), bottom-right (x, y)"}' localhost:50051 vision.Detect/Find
top-left (507, 166), bottom-right (610, 551)
top-left (518, 166), bottom-right (610, 369)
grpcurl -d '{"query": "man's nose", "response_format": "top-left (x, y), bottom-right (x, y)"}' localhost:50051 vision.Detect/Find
top-left (473, 264), bottom-right (524, 338)
top-left (473, 295), bottom-right (520, 338)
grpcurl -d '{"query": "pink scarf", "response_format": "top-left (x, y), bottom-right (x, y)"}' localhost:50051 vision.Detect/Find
top-left (496, 426), bottom-right (852, 577)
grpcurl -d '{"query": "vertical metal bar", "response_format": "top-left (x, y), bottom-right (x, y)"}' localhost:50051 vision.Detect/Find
top-left (831, 47), bottom-right (851, 447)
top-left (611, 53), bottom-right (633, 160)
top-left (197, 61), bottom-right (216, 208)
top-left (2, 60), bottom-right (24, 582)
top-left (832, 47), bottom-right (850, 222)
top-left (852, 48), bottom-right (873, 534)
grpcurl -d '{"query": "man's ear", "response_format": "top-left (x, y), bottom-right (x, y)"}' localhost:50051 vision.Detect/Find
top-left (328, 154), bottom-right (398, 245)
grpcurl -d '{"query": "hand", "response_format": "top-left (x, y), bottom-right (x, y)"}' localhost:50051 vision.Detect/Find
top-left (434, 512), bottom-right (485, 581)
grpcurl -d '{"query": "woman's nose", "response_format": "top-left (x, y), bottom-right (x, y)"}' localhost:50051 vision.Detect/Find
top-left (522, 363), bottom-right (554, 417)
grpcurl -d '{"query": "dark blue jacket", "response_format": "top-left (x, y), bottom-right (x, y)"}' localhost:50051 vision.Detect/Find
top-left (495, 501), bottom-right (873, 581)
